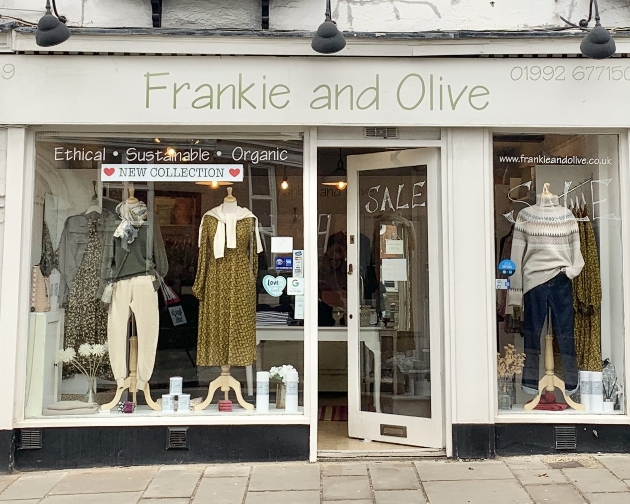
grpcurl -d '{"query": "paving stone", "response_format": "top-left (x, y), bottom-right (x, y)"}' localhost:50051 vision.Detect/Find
top-left (40, 492), bottom-right (143, 504)
top-left (322, 463), bottom-right (368, 477)
top-left (0, 472), bottom-right (67, 500)
top-left (504, 457), bottom-right (549, 471)
top-left (414, 460), bottom-right (514, 481)
top-left (321, 501), bottom-right (372, 504)
top-left (143, 466), bottom-right (202, 498)
top-left (525, 484), bottom-right (586, 504)
top-left (49, 466), bottom-right (157, 495)
top-left (192, 477), bottom-right (247, 504)
top-left (374, 489), bottom-right (427, 504)
top-left (423, 479), bottom-right (532, 504)
top-left (249, 464), bottom-right (319, 491)
top-left (562, 468), bottom-right (629, 494)
top-left (141, 500), bottom-right (190, 504)
top-left (370, 463), bottom-right (420, 490)
top-left (323, 476), bottom-right (372, 500)
top-left (0, 475), bottom-right (18, 494)
top-left (586, 493), bottom-right (630, 504)
top-left (204, 465), bottom-right (252, 478)
top-left (512, 469), bottom-right (568, 485)
top-left (596, 456), bottom-right (630, 480)
top-left (0, 501), bottom-right (41, 504)
top-left (245, 490), bottom-right (320, 504)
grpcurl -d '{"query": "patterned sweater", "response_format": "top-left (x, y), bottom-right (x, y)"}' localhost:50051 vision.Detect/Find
top-left (507, 196), bottom-right (584, 307)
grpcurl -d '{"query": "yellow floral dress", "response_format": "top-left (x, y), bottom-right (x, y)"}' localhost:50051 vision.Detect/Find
top-left (193, 216), bottom-right (258, 367)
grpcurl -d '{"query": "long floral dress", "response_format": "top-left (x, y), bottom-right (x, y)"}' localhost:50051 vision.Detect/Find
top-left (193, 216), bottom-right (258, 367)
top-left (63, 220), bottom-right (111, 379)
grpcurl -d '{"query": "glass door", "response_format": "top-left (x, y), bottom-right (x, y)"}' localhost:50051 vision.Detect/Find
top-left (346, 148), bottom-right (443, 448)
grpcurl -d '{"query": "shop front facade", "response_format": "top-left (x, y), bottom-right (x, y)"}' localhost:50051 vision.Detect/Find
top-left (1, 39), bottom-right (630, 471)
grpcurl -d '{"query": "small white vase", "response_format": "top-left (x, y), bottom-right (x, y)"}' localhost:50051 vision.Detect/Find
top-left (603, 401), bottom-right (615, 412)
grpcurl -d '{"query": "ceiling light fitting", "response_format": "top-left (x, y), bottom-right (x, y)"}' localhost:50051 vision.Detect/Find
top-left (35, 0), bottom-right (70, 47)
top-left (281, 168), bottom-right (289, 190)
top-left (311, 0), bottom-right (346, 54)
top-left (579, 0), bottom-right (616, 59)
top-left (322, 149), bottom-right (347, 190)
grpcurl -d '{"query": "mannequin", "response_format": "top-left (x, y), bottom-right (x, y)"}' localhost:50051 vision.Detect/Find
top-left (508, 182), bottom-right (584, 407)
top-left (193, 187), bottom-right (264, 411)
top-left (100, 185), bottom-right (168, 411)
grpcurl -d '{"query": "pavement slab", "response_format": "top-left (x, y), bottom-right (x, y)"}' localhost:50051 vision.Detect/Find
top-left (143, 466), bottom-right (203, 498)
top-left (140, 500), bottom-right (190, 504)
top-left (524, 484), bottom-right (586, 504)
top-left (511, 469), bottom-right (568, 485)
top-left (49, 466), bottom-right (157, 495)
top-left (414, 460), bottom-right (514, 481)
top-left (191, 476), bottom-right (247, 504)
top-left (245, 490), bottom-right (320, 504)
top-left (596, 456), bottom-right (630, 480)
top-left (323, 476), bottom-right (372, 500)
top-left (0, 476), bottom-right (18, 495)
top-left (584, 494), bottom-right (630, 504)
top-left (562, 468), bottom-right (630, 494)
top-left (41, 492), bottom-right (143, 504)
top-left (204, 465), bottom-right (252, 478)
top-left (322, 463), bottom-right (368, 477)
top-left (369, 463), bottom-right (420, 490)
top-left (423, 479), bottom-right (532, 504)
top-left (374, 489), bottom-right (427, 504)
top-left (503, 457), bottom-right (549, 471)
top-left (0, 472), bottom-right (67, 501)
top-left (249, 464), bottom-right (320, 491)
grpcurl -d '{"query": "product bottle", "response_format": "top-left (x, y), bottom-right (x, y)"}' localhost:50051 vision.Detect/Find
top-left (256, 371), bottom-right (270, 413)
top-left (285, 371), bottom-right (299, 413)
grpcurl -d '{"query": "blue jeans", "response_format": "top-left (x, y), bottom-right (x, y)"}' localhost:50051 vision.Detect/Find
top-left (522, 273), bottom-right (578, 393)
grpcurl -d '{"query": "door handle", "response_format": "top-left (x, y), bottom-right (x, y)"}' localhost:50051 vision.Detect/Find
top-left (348, 264), bottom-right (353, 275)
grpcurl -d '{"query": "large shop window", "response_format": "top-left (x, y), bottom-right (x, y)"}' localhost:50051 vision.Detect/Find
top-left (493, 134), bottom-right (624, 415)
top-left (25, 135), bottom-right (304, 418)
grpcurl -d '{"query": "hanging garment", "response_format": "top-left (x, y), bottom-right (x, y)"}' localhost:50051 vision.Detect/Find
top-left (107, 275), bottom-right (159, 390)
top-left (63, 219), bottom-right (111, 379)
top-left (58, 211), bottom-right (112, 305)
top-left (193, 215), bottom-right (259, 367)
top-left (573, 205), bottom-right (602, 372)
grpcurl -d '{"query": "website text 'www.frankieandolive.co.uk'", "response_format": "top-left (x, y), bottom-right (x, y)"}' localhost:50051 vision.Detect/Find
top-left (499, 154), bottom-right (613, 165)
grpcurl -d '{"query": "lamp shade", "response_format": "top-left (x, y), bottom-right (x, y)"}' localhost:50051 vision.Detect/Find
top-left (580, 24), bottom-right (616, 59)
top-left (35, 8), bottom-right (70, 47)
top-left (311, 18), bottom-right (346, 54)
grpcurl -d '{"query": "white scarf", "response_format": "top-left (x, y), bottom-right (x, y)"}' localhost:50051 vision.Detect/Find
top-left (199, 204), bottom-right (263, 259)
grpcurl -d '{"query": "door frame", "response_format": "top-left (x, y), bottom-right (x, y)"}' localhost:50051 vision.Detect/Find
top-left (311, 130), bottom-right (452, 460)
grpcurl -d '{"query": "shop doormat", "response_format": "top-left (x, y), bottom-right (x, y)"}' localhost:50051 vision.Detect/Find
top-left (318, 405), bottom-right (348, 421)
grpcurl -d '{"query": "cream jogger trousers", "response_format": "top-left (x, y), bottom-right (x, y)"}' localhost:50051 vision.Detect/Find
top-left (107, 275), bottom-right (159, 390)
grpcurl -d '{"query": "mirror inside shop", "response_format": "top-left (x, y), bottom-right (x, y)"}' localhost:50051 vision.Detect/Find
top-left (26, 136), bottom-right (306, 417)
top-left (493, 133), bottom-right (625, 414)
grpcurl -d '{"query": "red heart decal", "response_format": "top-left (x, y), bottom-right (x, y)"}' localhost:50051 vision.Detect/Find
top-left (103, 167), bottom-right (115, 177)
top-left (229, 168), bottom-right (241, 178)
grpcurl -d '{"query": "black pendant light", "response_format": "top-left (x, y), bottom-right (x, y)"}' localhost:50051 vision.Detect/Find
top-left (580, 0), bottom-right (615, 59)
top-left (36, 0), bottom-right (70, 47)
top-left (311, 0), bottom-right (346, 54)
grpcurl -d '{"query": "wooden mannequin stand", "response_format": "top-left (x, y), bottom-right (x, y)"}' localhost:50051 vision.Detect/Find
top-left (101, 316), bottom-right (161, 411)
top-left (194, 365), bottom-right (254, 411)
top-left (524, 334), bottom-right (584, 411)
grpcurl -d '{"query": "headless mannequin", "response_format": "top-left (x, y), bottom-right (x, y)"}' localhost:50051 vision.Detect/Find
top-left (194, 187), bottom-right (254, 411)
top-left (523, 182), bottom-right (584, 411)
top-left (101, 185), bottom-right (160, 411)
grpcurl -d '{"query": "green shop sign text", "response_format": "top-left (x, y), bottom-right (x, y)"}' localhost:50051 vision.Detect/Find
top-left (144, 72), bottom-right (490, 112)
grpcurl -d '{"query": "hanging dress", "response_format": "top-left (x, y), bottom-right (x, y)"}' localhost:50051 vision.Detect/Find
top-left (63, 219), bottom-right (111, 379)
top-left (193, 216), bottom-right (259, 367)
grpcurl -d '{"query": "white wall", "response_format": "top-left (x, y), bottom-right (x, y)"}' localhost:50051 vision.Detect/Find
top-left (2, 0), bottom-right (630, 32)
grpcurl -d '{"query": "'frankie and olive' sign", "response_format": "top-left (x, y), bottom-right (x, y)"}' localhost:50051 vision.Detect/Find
top-left (0, 57), bottom-right (627, 126)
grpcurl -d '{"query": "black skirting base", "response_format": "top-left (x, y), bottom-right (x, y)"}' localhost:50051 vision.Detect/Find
top-left (0, 430), bottom-right (14, 473)
top-left (453, 422), bottom-right (630, 459)
top-left (13, 424), bottom-right (309, 472)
